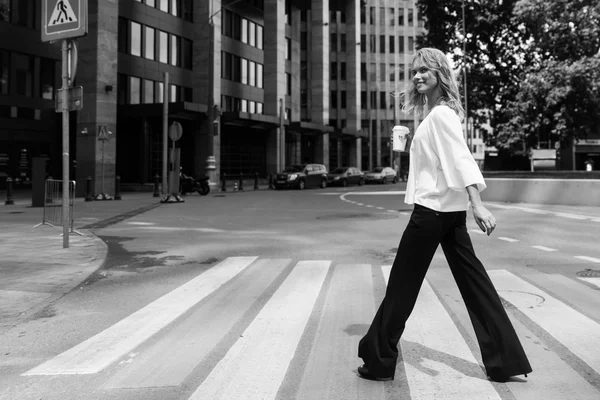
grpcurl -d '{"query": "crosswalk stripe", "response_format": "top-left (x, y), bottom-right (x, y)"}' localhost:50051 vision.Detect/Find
top-left (381, 266), bottom-right (501, 399)
top-left (578, 277), bottom-right (600, 289)
top-left (104, 258), bottom-right (291, 389)
top-left (295, 264), bottom-right (385, 400)
top-left (574, 256), bottom-right (600, 263)
top-left (498, 236), bottom-right (519, 242)
top-left (187, 260), bottom-right (330, 400)
top-left (22, 256), bottom-right (258, 376)
top-left (532, 245), bottom-right (557, 252)
top-left (488, 270), bottom-right (600, 372)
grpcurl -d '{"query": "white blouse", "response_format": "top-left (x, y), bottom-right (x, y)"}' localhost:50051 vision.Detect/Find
top-left (404, 105), bottom-right (486, 212)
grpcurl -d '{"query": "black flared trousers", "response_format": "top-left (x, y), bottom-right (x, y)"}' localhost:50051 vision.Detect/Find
top-left (358, 204), bottom-right (532, 379)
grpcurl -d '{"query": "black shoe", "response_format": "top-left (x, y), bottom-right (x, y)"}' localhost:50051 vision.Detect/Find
top-left (488, 370), bottom-right (528, 383)
top-left (357, 364), bottom-right (393, 381)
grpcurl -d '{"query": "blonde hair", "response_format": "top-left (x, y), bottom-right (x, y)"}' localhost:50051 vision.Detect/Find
top-left (402, 48), bottom-right (464, 120)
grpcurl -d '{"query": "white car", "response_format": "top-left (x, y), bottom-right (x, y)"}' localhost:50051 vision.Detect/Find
top-left (364, 167), bottom-right (398, 184)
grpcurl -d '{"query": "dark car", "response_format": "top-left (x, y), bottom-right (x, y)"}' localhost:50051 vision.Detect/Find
top-left (327, 166), bottom-right (364, 187)
top-left (273, 163), bottom-right (328, 190)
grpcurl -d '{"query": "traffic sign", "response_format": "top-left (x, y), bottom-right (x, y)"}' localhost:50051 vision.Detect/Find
top-left (41, 0), bottom-right (87, 42)
top-left (169, 122), bottom-right (183, 142)
top-left (98, 125), bottom-right (111, 141)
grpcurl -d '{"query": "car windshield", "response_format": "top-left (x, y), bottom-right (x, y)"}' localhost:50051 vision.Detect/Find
top-left (371, 167), bottom-right (384, 173)
top-left (283, 165), bottom-right (304, 173)
top-left (331, 167), bottom-right (346, 174)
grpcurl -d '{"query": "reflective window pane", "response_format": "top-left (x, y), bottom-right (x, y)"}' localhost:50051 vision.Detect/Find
top-left (131, 22), bottom-right (142, 57)
top-left (159, 31), bottom-right (168, 63)
top-left (144, 26), bottom-right (155, 60)
top-left (129, 76), bottom-right (141, 104)
top-left (14, 53), bottom-right (33, 97)
top-left (144, 79), bottom-right (154, 103)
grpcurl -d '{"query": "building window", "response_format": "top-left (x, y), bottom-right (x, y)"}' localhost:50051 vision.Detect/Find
top-left (389, 8), bottom-right (395, 26)
top-left (249, 21), bottom-right (256, 47)
top-left (241, 99), bottom-right (248, 112)
top-left (369, 62), bottom-right (376, 81)
top-left (301, 90), bottom-right (307, 107)
top-left (380, 64), bottom-right (385, 81)
top-left (14, 53), bottom-right (33, 97)
top-left (117, 74), bottom-right (127, 105)
top-left (222, 52), bottom-right (232, 80)
top-left (170, 0), bottom-right (178, 16)
top-left (408, 8), bottom-right (414, 27)
top-left (379, 35), bottom-right (385, 53)
top-left (369, 7), bottom-right (375, 24)
top-left (398, 36), bottom-right (405, 53)
top-left (182, 38), bottom-right (192, 69)
top-left (170, 35), bottom-right (180, 66)
top-left (301, 61), bottom-right (307, 80)
top-left (369, 35), bottom-right (376, 53)
top-left (159, 31), bottom-right (168, 63)
top-left (380, 92), bottom-right (386, 109)
top-left (129, 76), bottom-right (141, 104)
top-left (232, 55), bottom-right (241, 81)
top-left (144, 26), bottom-right (155, 60)
top-left (249, 100), bottom-right (256, 113)
top-left (360, 34), bottom-right (366, 53)
top-left (380, 7), bottom-right (385, 25)
top-left (182, 0), bottom-right (193, 22)
top-left (340, 62), bottom-right (346, 80)
top-left (249, 60), bottom-right (255, 86)
top-left (340, 34), bottom-right (346, 52)
top-left (331, 34), bottom-right (337, 52)
top-left (40, 58), bottom-right (55, 100)
top-left (301, 32), bottom-right (307, 50)
top-left (241, 58), bottom-right (248, 84)
top-left (14, 0), bottom-right (35, 28)
top-left (370, 91), bottom-right (376, 108)
top-left (408, 36), bottom-right (414, 52)
top-left (331, 62), bottom-right (337, 80)
top-left (341, 91), bottom-right (346, 109)
top-left (118, 18), bottom-right (128, 53)
top-left (159, 0), bottom-right (168, 13)
top-left (286, 37), bottom-right (291, 60)
top-left (241, 19), bottom-right (248, 43)
top-left (155, 81), bottom-right (164, 103)
top-left (398, 8), bottom-right (404, 26)
top-left (170, 84), bottom-right (177, 103)
top-left (0, 50), bottom-right (9, 95)
top-left (389, 64), bottom-right (396, 82)
top-left (145, 0), bottom-right (155, 7)
top-left (144, 79), bottom-right (154, 103)
top-left (256, 25), bottom-right (263, 49)
top-left (286, 73), bottom-right (291, 95)
top-left (361, 91), bottom-right (366, 109)
top-left (360, 63), bottom-right (367, 81)
top-left (0, 0), bottom-right (10, 22)
top-left (130, 21), bottom-right (142, 57)
top-left (360, 6), bottom-right (365, 24)
top-left (389, 36), bottom-right (395, 53)
top-left (331, 91), bottom-right (337, 108)
top-left (256, 63), bottom-right (263, 88)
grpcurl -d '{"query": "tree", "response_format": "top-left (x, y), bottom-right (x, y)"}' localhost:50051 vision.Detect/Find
top-left (416, 0), bottom-right (536, 139)
top-left (496, 0), bottom-right (600, 150)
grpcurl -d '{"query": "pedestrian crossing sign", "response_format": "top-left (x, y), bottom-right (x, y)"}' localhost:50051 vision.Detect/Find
top-left (41, 0), bottom-right (87, 42)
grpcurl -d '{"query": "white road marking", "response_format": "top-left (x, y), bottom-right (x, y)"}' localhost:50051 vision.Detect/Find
top-left (555, 212), bottom-right (588, 220)
top-left (532, 245), bottom-right (558, 252)
top-left (23, 256), bottom-right (258, 375)
top-left (489, 203), bottom-right (598, 221)
top-left (381, 266), bottom-right (501, 399)
top-left (488, 270), bottom-right (600, 372)
top-left (469, 229), bottom-right (485, 235)
top-left (187, 260), bottom-right (330, 400)
top-left (498, 236), bottom-right (519, 243)
top-left (574, 256), bottom-right (600, 263)
top-left (355, 203), bottom-right (364, 206)
top-left (578, 277), bottom-right (600, 289)
top-left (126, 222), bottom-right (155, 226)
top-left (387, 210), bottom-right (397, 213)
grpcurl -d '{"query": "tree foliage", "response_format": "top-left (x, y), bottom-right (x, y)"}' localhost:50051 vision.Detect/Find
top-left (416, 0), bottom-right (600, 152)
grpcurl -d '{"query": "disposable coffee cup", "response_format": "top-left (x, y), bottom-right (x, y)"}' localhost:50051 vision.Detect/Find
top-left (392, 125), bottom-right (410, 152)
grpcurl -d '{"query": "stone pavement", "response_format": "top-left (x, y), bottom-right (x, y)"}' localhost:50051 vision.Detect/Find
top-left (0, 190), bottom-right (163, 333)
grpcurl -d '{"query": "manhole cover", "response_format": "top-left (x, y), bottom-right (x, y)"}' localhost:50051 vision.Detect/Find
top-left (577, 269), bottom-right (600, 277)
top-left (498, 290), bottom-right (545, 309)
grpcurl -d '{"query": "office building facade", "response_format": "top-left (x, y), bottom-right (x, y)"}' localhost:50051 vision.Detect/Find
top-left (0, 0), bottom-right (427, 195)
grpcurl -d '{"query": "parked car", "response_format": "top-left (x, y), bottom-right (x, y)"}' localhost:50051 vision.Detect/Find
top-left (273, 163), bottom-right (328, 190)
top-left (364, 166), bottom-right (398, 184)
top-left (327, 166), bottom-right (364, 187)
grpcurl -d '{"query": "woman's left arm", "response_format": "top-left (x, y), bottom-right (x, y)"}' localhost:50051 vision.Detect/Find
top-left (466, 184), bottom-right (496, 236)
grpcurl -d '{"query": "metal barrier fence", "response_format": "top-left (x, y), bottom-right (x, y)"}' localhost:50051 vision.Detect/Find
top-left (34, 179), bottom-right (81, 234)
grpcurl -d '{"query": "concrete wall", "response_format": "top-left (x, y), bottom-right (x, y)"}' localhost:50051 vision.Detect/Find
top-left (481, 178), bottom-right (600, 206)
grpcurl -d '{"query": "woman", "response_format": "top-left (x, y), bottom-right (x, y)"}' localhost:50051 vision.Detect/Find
top-left (357, 48), bottom-right (532, 383)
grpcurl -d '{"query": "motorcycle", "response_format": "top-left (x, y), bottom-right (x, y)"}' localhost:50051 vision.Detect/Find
top-left (179, 172), bottom-right (210, 196)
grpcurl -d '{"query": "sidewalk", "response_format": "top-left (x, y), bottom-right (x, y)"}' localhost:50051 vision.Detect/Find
top-left (0, 190), bottom-right (163, 333)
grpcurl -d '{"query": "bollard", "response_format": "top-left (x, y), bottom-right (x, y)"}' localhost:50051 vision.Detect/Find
top-left (4, 177), bottom-right (14, 205)
top-left (239, 174), bottom-right (244, 191)
top-left (114, 175), bottom-right (122, 200)
top-left (254, 172), bottom-right (259, 190)
top-left (221, 173), bottom-right (227, 192)
top-left (85, 176), bottom-right (93, 201)
top-left (153, 174), bottom-right (160, 197)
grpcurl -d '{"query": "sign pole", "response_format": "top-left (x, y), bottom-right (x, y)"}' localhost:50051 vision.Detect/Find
top-left (61, 39), bottom-right (70, 248)
top-left (162, 72), bottom-right (169, 197)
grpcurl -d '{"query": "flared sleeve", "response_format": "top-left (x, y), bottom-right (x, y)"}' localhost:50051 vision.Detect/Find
top-left (429, 106), bottom-right (486, 192)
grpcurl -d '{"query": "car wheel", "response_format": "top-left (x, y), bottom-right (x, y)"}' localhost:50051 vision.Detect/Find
top-left (320, 179), bottom-right (327, 189)
top-left (393, 176), bottom-right (398, 184)
top-left (381, 177), bottom-right (386, 184)
top-left (342, 179), bottom-right (347, 187)
top-left (298, 180), bottom-right (305, 190)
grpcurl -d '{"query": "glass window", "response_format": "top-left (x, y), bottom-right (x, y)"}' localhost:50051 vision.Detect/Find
top-left (15, 0), bottom-right (35, 28)
top-left (232, 13), bottom-right (241, 39)
top-left (389, 64), bottom-right (396, 82)
top-left (256, 25), bottom-right (263, 49)
top-left (360, 34), bottom-right (366, 53)
top-left (181, 38), bottom-right (192, 69)
top-left (159, 31), bottom-right (168, 63)
top-left (232, 55), bottom-right (241, 82)
top-left (241, 19), bottom-right (248, 43)
top-left (360, 6), bottom-right (365, 24)
top-left (301, 32), bottom-right (307, 50)
top-left (340, 34), bottom-right (346, 52)
top-left (171, 35), bottom-right (179, 66)
top-left (241, 99), bottom-right (247, 112)
top-left (340, 62), bottom-right (346, 80)
top-left (369, 7), bottom-right (375, 24)
top-left (361, 91), bottom-right (366, 109)
top-left (370, 35), bottom-right (376, 53)
top-left (130, 21), bottom-right (142, 57)
top-left (117, 74), bottom-right (127, 105)
top-left (380, 63), bottom-right (385, 80)
top-left (408, 8), bottom-right (414, 26)
top-left (222, 51), bottom-right (232, 80)
top-left (14, 53), bottom-right (33, 97)
top-left (118, 18), bottom-right (128, 53)
top-left (341, 91), bottom-right (346, 109)
top-left (249, 61), bottom-right (255, 86)
top-left (159, 0), bottom-right (168, 12)
top-left (0, 50), bottom-right (9, 94)
top-left (144, 79), bottom-right (154, 103)
top-left (408, 36), bottom-right (414, 51)
top-left (222, 9), bottom-right (232, 37)
top-left (155, 81), bottom-right (164, 103)
top-left (331, 62), bottom-right (337, 80)
top-left (398, 36), bottom-right (404, 52)
top-left (249, 100), bottom-right (256, 114)
top-left (170, 0), bottom-right (178, 16)
top-left (241, 58), bottom-right (248, 84)
top-left (257, 102), bottom-right (263, 114)
top-left (398, 8), bottom-right (404, 26)
top-left (170, 84), bottom-right (177, 102)
top-left (370, 91), bottom-right (376, 108)
top-left (182, 0), bottom-right (193, 21)
top-left (389, 36), bottom-right (395, 53)
top-left (380, 7), bottom-right (385, 24)
top-left (286, 73), bottom-right (291, 95)
top-left (380, 92), bottom-right (386, 109)
top-left (331, 91), bottom-right (337, 108)
top-left (40, 58), bottom-right (55, 100)
top-left (286, 37), bottom-right (291, 59)
top-left (380, 35), bottom-right (385, 53)
top-left (0, 0), bottom-right (10, 22)
top-left (249, 21), bottom-right (256, 47)
top-left (389, 8), bottom-right (395, 26)
top-left (301, 61), bottom-right (307, 80)
top-left (256, 63), bottom-right (263, 88)
top-left (144, 26), bottom-right (155, 60)
top-left (369, 62), bottom-right (376, 81)
top-left (360, 63), bottom-right (366, 81)
top-left (331, 34), bottom-right (337, 52)
top-left (129, 76), bottom-right (141, 104)
top-left (145, 0), bottom-right (155, 6)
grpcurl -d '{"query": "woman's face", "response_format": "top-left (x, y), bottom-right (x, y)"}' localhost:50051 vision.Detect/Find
top-left (411, 59), bottom-right (439, 96)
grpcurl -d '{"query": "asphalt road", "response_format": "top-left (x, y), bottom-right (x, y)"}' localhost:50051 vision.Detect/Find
top-left (1, 183), bottom-right (599, 400)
